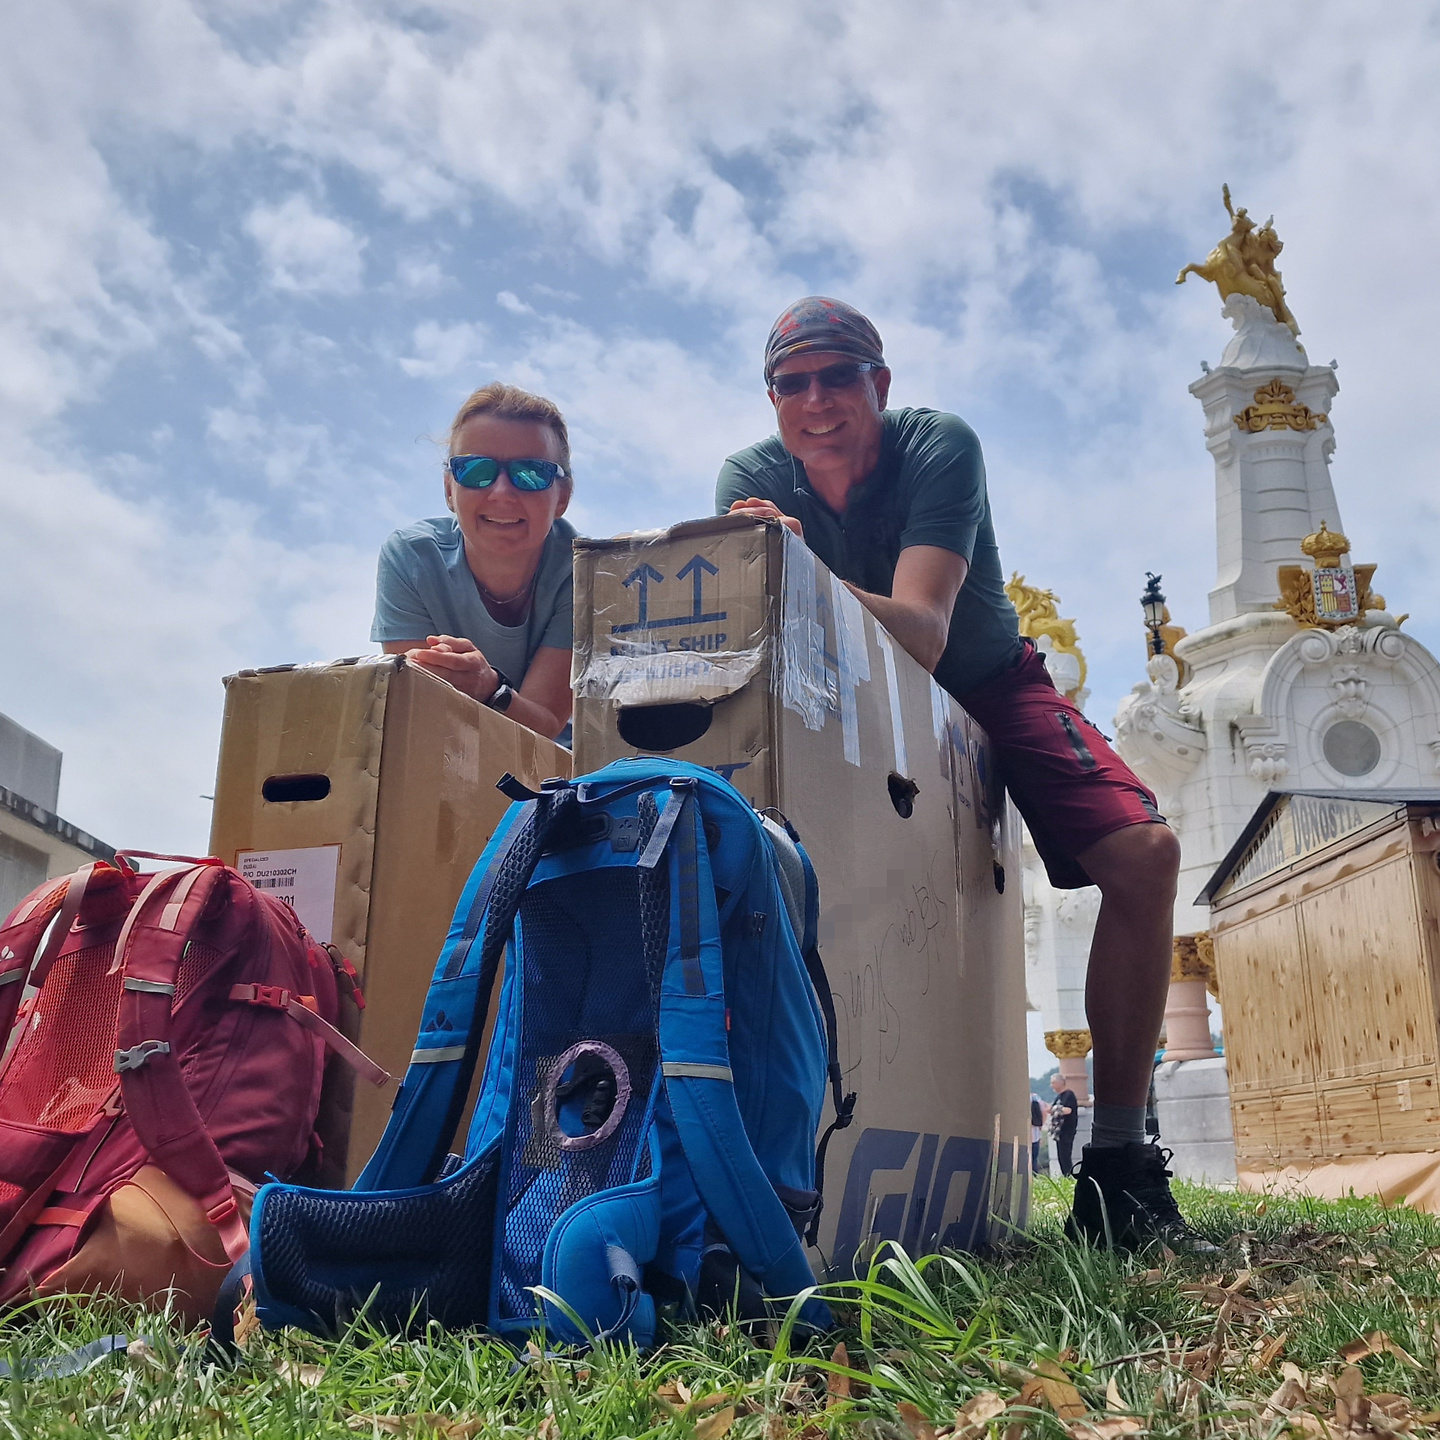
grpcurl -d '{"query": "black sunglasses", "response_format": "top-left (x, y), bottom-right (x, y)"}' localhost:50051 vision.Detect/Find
top-left (770, 360), bottom-right (880, 398)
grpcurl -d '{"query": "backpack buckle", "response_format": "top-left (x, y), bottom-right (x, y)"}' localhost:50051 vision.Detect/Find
top-left (231, 983), bottom-right (291, 1009)
top-left (114, 1040), bottom-right (171, 1072)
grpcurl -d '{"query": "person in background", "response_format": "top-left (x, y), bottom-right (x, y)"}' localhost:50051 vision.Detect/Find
top-left (715, 296), bottom-right (1200, 1252)
top-left (1030, 1093), bottom-right (1046, 1175)
top-left (372, 382), bottom-right (576, 741)
top-left (1049, 1072), bottom-right (1079, 1178)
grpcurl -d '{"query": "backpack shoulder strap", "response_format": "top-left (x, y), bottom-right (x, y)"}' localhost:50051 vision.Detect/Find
top-left (790, 836), bottom-right (856, 1245)
top-left (0, 864), bottom-right (101, 1062)
top-left (649, 780), bottom-right (830, 1326)
top-left (112, 861), bottom-right (250, 1262)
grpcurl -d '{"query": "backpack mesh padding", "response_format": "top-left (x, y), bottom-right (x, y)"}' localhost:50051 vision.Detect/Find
top-left (2, 944), bottom-right (123, 1131)
top-left (495, 869), bottom-right (660, 1324)
top-left (257, 1150), bottom-right (500, 1334)
top-left (636, 791), bottom-right (669, 995)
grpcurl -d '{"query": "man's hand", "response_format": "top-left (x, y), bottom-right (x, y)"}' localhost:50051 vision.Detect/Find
top-left (728, 497), bottom-right (803, 539)
top-left (405, 635), bottom-right (498, 702)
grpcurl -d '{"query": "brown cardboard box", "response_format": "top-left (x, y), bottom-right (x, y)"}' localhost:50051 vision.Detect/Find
top-left (209, 656), bottom-right (571, 1184)
top-left (573, 516), bottom-right (1028, 1271)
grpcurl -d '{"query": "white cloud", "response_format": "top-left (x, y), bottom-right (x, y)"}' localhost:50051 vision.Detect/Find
top-left (398, 319), bottom-right (488, 378)
top-left (245, 194), bottom-right (367, 296)
top-left (1, 0), bottom-right (1439, 852)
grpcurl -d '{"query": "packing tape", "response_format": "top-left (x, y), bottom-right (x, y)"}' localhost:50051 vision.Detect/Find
top-left (830, 573), bottom-right (871, 767)
top-left (931, 676), bottom-right (951, 756)
top-left (572, 643), bottom-right (765, 706)
top-left (779, 533), bottom-right (832, 731)
top-left (875, 627), bottom-right (909, 778)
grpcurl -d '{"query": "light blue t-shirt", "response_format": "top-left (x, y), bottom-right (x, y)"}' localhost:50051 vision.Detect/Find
top-left (370, 515), bottom-right (576, 682)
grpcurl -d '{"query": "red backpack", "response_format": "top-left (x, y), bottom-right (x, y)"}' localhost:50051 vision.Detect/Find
top-left (0, 853), bottom-right (387, 1321)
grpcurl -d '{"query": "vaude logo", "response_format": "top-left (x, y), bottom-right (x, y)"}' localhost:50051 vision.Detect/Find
top-left (0, 946), bottom-right (15, 961)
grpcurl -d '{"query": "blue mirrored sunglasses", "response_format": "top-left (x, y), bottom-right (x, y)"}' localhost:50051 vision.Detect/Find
top-left (446, 455), bottom-right (567, 491)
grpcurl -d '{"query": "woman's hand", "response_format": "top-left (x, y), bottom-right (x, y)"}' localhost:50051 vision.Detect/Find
top-left (728, 497), bottom-right (803, 539)
top-left (405, 635), bottom-right (499, 702)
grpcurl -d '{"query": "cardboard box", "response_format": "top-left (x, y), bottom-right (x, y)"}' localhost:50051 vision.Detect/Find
top-left (209, 656), bottom-right (571, 1184)
top-left (573, 516), bottom-right (1028, 1271)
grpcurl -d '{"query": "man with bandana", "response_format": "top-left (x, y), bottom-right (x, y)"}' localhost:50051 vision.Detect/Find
top-left (717, 297), bottom-right (1209, 1254)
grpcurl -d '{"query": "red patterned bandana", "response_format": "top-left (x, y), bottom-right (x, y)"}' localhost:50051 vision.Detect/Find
top-left (764, 296), bottom-right (885, 383)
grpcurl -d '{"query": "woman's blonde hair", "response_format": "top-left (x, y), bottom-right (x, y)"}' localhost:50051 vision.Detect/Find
top-left (448, 382), bottom-right (572, 482)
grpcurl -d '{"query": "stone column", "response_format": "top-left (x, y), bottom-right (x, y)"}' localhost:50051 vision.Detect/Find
top-left (1162, 934), bottom-right (1218, 1062)
top-left (1044, 1028), bottom-right (1093, 1102)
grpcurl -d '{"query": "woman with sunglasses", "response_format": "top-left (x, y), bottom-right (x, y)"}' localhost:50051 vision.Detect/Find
top-left (372, 382), bottom-right (576, 741)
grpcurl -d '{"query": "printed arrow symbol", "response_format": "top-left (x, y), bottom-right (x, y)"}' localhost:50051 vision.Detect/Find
top-left (612, 562), bottom-right (665, 632)
top-left (676, 554), bottom-right (725, 625)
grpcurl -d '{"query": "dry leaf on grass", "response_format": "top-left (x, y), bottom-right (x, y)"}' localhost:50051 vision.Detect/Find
top-left (1252, 1332), bottom-right (1290, 1372)
top-left (126, 1339), bottom-right (165, 1369)
top-left (1105, 1378), bottom-right (1124, 1413)
top-left (655, 1379), bottom-right (693, 1412)
top-left (825, 1342), bottom-right (869, 1403)
top-left (1182, 1342), bottom-right (1220, 1383)
top-left (897, 1401), bottom-right (937, 1440)
top-left (1263, 1375), bottom-right (1308, 1419)
top-left (535, 1416), bottom-right (557, 1440)
top-left (232, 1297), bottom-right (261, 1349)
top-left (1034, 1358), bottom-right (1087, 1422)
top-left (1339, 1331), bottom-right (1421, 1368)
top-left (694, 1405), bottom-right (736, 1440)
top-left (691, 1393), bottom-right (734, 1415)
top-left (954, 1390), bottom-right (1008, 1437)
top-left (1017, 1378), bottom-right (1046, 1409)
top-left (1066, 1418), bottom-right (1143, 1440)
top-left (277, 1359), bottom-right (325, 1388)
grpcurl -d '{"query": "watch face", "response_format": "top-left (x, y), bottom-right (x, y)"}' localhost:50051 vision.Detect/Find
top-left (492, 683), bottom-right (515, 712)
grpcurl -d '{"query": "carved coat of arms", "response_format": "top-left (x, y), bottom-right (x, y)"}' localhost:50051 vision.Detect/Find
top-left (1276, 522), bottom-right (1381, 629)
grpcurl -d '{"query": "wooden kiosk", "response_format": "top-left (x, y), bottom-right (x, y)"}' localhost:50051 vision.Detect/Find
top-left (1203, 790), bottom-right (1440, 1205)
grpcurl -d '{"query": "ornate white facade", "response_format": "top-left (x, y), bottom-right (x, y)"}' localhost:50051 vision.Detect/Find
top-left (1114, 295), bottom-right (1440, 937)
top-left (1022, 275), bottom-right (1440, 1181)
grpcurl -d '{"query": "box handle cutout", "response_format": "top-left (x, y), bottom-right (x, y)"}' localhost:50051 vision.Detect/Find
top-left (887, 773), bottom-right (919, 819)
top-left (262, 773), bottom-right (332, 803)
top-left (616, 703), bottom-right (712, 753)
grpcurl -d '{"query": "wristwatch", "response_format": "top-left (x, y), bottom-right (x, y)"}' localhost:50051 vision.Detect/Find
top-left (486, 670), bottom-right (517, 712)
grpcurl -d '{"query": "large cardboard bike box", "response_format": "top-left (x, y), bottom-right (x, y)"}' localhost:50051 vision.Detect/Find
top-left (572, 516), bottom-right (1028, 1272)
top-left (209, 656), bottom-right (571, 1185)
top-left (1203, 789), bottom-right (1440, 1208)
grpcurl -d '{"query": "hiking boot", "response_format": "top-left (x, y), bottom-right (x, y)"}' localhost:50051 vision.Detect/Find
top-left (1064, 1142), bottom-right (1219, 1254)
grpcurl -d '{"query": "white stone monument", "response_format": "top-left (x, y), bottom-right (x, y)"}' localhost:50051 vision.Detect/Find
top-left (1109, 192), bottom-right (1440, 1180)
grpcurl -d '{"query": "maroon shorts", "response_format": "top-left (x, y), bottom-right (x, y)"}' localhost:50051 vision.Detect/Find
top-left (958, 641), bottom-right (1164, 889)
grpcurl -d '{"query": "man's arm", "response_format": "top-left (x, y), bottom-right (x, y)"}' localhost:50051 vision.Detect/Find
top-left (844, 545), bottom-right (967, 674)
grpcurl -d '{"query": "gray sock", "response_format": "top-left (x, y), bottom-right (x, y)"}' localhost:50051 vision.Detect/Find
top-left (1089, 1103), bottom-right (1149, 1149)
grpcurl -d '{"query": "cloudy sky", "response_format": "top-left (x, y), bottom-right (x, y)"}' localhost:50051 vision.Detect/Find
top-left (3, 0), bottom-right (1438, 858)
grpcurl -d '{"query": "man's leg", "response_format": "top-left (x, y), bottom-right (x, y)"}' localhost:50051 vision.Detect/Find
top-left (1066, 821), bottom-right (1215, 1250)
top-left (1057, 1131), bottom-right (1073, 1177)
top-left (1075, 822), bottom-right (1181, 1112)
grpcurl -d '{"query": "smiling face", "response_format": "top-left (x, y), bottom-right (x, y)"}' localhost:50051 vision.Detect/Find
top-left (770, 350), bottom-right (891, 489)
top-left (445, 413), bottom-right (570, 576)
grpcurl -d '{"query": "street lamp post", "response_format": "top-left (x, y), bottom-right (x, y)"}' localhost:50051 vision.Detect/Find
top-left (1141, 573), bottom-right (1167, 657)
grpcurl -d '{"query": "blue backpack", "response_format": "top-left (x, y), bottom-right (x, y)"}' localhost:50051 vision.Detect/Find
top-left (239, 759), bottom-right (852, 1347)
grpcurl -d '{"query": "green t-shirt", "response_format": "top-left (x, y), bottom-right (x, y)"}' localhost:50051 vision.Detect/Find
top-left (715, 407), bottom-right (1022, 697)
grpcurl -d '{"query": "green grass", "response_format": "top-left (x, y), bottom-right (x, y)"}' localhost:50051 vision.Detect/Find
top-left (6, 1180), bottom-right (1440, 1438)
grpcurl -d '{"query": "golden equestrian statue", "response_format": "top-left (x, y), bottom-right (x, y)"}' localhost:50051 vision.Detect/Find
top-left (1176, 184), bottom-right (1300, 337)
